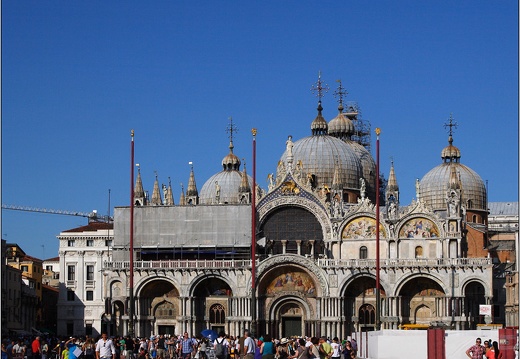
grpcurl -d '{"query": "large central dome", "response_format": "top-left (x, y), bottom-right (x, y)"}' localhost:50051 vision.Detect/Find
top-left (279, 135), bottom-right (363, 190)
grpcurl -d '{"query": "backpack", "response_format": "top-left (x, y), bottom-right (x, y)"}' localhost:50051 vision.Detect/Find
top-left (214, 339), bottom-right (224, 357)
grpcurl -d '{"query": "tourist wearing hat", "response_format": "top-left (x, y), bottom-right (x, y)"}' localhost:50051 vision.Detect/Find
top-left (276, 339), bottom-right (289, 359)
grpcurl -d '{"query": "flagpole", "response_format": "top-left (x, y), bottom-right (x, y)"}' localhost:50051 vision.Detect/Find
top-left (251, 128), bottom-right (257, 335)
top-left (375, 127), bottom-right (381, 331)
top-left (129, 130), bottom-right (135, 337)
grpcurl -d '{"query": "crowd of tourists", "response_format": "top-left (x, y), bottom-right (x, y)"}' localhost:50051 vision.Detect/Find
top-left (1, 331), bottom-right (360, 359)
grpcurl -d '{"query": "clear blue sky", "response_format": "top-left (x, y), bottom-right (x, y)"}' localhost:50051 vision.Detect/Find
top-left (2, 1), bottom-right (518, 259)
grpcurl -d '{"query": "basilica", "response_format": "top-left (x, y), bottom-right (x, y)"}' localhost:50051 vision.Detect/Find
top-left (56, 78), bottom-right (497, 339)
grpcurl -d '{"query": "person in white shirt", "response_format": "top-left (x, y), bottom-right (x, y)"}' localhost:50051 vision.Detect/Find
top-left (96, 334), bottom-right (116, 359)
top-left (330, 338), bottom-right (340, 359)
top-left (242, 330), bottom-right (255, 359)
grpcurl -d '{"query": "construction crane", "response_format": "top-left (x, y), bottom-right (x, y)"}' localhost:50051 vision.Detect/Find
top-left (2, 204), bottom-right (113, 223)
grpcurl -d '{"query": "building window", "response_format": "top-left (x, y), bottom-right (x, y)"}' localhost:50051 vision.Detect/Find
top-left (209, 304), bottom-right (225, 324)
top-left (37, 283), bottom-right (40, 290)
top-left (21, 265), bottom-right (29, 272)
top-left (86, 291), bottom-right (94, 301)
top-left (85, 324), bottom-right (93, 336)
top-left (415, 246), bottom-right (423, 258)
top-left (105, 239), bottom-right (113, 247)
top-left (359, 246), bottom-right (368, 259)
top-left (67, 290), bottom-right (75, 301)
top-left (86, 265), bottom-right (95, 280)
top-left (87, 239), bottom-right (94, 247)
top-left (68, 240), bottom-right (75, 247)
top-left (46, 265), bottom-right (53, 271)
top-left (67, 265), bottom-right (75, 281)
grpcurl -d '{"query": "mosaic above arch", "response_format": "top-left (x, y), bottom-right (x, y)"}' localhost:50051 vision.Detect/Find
top-left (342, 216), bottom-right (387, 239)
top-left (266, 270), bottom-right (316, 296)
top-left (399, 217), bottom-right (440, 238)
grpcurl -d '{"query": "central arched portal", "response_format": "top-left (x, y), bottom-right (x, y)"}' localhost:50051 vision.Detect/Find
top-left (258, 264), bottom-right (318, 338)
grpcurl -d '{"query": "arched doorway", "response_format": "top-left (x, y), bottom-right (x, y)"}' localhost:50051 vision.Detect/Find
top-left (258, 265), bottom-right (318, 337)
top-left (343, 276), bottom-right (385, 333)
top-left (398, 277), bottom-right (445, 326)
top-left (192, 277), bottom-right (232, 335)
top-left (138, 280), bottom-right (179, 337)
top-left (464, 281), bottom-right (486, 329)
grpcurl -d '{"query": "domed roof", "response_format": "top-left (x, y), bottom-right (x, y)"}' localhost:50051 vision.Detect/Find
top-left (328, 104), bottom-right (355, 139)
top-left (420, 133), bottom-right (486, 211)
top-left (279, 134), bottom-right (363, 189)
top-left (346, 141), bottom-right (376, 197)
top-left (199, 170), bottom-right (253, 205)
top-left (441, 135), bottom-right (461, 160)
top-left (200, 136), bottom-right (252, 204)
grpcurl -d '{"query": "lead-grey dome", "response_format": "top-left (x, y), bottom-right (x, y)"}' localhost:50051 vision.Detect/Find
top-left (200, 170), bottom-right (253, 204)
top-left (420, 134), bottom-right (486, 211)
top-left (279, 134), bottom-right (363, 190)
top-left (200, 140), bottom-right (252, 205)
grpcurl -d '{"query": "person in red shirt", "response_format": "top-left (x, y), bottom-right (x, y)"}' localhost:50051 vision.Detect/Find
top-left (32, 337), bottom-right (41, 359)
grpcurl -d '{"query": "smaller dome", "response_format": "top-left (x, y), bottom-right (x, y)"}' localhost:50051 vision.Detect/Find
top-left (222, 141), bottom-right (241, 170)
top-left (200, 171), bottom-right (253, 205)
top-left (311, 102), bottom-right (328, 135)
top-left (328, 107), bottom-right (355, 138)
top-left (441, 136), bottom-right (461, 162)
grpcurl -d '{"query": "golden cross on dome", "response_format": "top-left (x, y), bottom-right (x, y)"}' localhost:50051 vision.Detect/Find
top-left (311, 71), bottom-right (329, 102)
top-left (444, 113), bottom-right (458, 137)
top-left (333, 79), bottom-right (348, 107)
top-left (226, 116), bottom-right (239, 143)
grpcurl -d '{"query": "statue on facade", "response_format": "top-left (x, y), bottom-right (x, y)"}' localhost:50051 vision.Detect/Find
top-left (215, 181), bottom-right (221, 203)
top-left (360, 178), bottom-right (366, 199)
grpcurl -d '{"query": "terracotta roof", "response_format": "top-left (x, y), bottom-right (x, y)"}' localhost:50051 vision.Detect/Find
top-left (63, 221), bottom-right (113, 233)
top-left (43, 256), bottom-right (60, 262)
top-left (22, 254), bottom-right (43, 263)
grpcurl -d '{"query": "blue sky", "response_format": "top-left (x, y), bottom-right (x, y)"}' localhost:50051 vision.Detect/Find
top-left (2, 1), bottom-right (518, 259)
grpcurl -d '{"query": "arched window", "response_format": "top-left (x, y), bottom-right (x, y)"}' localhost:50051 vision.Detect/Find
top-left (210, 304), bottom-right (225, 324)
top-left (472, 215), bottom-right (477, 223)
top-left (415, 246), bottom-right (423, 258)
top-left (359, 304), bottom-right (375, 325)
top-left (359, 246), bottom-right (368, 259)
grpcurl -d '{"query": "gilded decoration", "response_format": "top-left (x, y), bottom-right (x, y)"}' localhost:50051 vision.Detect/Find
top-left (266, 271), bottom-right (316, 295)
top-left (256, 254), bottom-right (329, 297)
top-left (399, 218), bottom-right (439, 238)
top-left (342, 216), bottom-right (387, 239)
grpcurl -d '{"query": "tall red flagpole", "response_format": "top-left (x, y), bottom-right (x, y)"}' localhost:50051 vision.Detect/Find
top-left (251, 128), bottom-right (257, 334)
top-left (375, 128), bottom-right (381, 331)
top-left (129, 130), bottom-right (135, 337)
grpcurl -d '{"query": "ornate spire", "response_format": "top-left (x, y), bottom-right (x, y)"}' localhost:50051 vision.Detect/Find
top-left (448, 166), bottom-right (461, 190)
top-left (134, 165), bottom-right (146, 205)
top-left (165, 177), bottom-right (174, 205)
top-left (310, 71), bottom-right (329, 135)
top-left (151, 171), bottom-right (162, 205)
top-left (186, 162), bottom-right (199, 204)
top-left (387, 159), bottom-right (399, 192)
top-left (179, 183), bottom-right (186, 206)
top-left (385, 159), bottom-right (400, 208)
top-left (239, 160), bottom-right (251, 193)
top-left (332, 158), bottom-right (342, 190)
